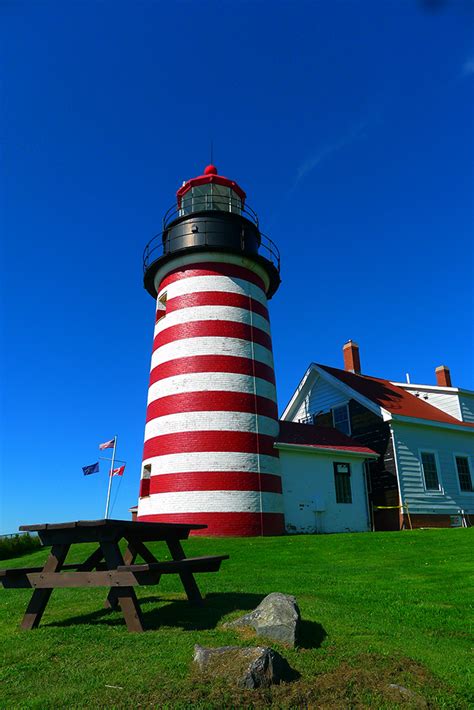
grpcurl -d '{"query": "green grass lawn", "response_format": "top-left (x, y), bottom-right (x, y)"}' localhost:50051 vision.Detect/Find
top-left (0, 528), bottom-right (472, 708)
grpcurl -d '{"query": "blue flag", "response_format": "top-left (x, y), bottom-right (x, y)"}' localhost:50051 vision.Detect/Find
top-left (82, 462), bottom-right (99, 476)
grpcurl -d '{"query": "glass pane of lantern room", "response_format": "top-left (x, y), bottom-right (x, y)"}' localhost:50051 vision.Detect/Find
top-left (230, 189), bottom-right (242, 214)
top-left (191, 185), bottom-right (211, 212)
top-left (211, 183), bottom-right (229, 211)
top-left (180, 192), bottom-right (193, 216)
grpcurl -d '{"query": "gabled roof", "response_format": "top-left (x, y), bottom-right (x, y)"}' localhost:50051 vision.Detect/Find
top-left (277, 421), bottom-right (378, 456)
top-left (317, 364), bottom-right (474, 428)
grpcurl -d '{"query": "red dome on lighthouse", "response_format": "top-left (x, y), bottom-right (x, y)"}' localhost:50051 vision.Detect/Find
top-left (203, 164), bottom-right (218, 175)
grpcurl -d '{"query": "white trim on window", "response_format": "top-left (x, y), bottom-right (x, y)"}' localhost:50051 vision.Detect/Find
top-left (452, 452), bottom-right (474, 495)
top-left (418, 449), bottom-right (443, 494)
top-left (332, 404), bottom-right (351, 436)
top-left (333, 461), bottom-right (352, 504)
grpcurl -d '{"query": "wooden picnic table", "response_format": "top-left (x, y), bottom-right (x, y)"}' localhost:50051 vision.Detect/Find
top-left (0, 519), bottom-right (228, 633)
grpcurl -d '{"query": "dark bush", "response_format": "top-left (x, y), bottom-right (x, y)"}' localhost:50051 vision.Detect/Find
top-left (0, 533), bottom-right (41, 560)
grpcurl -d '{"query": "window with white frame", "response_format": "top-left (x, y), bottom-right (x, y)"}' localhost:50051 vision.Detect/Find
top-left (334, 462), bottom-right (352, 503)
top-left (420, 451), bottom-right (440, 490)
top-left (332, 404), bottom-right (350, 436)
top-left (455, 456), bottom-right (473, 492)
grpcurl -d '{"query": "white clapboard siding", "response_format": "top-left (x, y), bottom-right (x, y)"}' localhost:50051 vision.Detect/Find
top-left (292, 377), bottom-right (349, 422)
top-left (291, 378), bottom-right (350, 423)
top-left (404, 388), bottom-right (462, 420)
top-left (460, 394), bottom-right (474, 423)
top-left (308, 377), bottom-right (349, 415)
top-left (392, 422), bottom-right (474, 514)
top-left (293, 396), bottom-right (310, 422)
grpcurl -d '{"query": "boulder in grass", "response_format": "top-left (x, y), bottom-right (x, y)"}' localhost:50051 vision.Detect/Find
top-left (224, 592), bottom-right (301, 647)
top-left (387, 684), bottom-right (428, 708)
top-left (193, 644), bottom-right (297, 689)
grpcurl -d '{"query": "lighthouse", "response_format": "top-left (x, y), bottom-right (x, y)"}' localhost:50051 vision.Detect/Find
top-left (136, 165), bottom-right (284, 536)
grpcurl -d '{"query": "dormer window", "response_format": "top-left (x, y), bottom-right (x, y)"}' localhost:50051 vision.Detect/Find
top-left (333, 404), bottom-right (351, 436)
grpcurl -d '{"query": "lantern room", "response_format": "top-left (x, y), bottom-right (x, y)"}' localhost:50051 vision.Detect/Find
top-left (142, 164), bottom-right (281, 300)
top-left (176, 164), bottom-right (246, 217)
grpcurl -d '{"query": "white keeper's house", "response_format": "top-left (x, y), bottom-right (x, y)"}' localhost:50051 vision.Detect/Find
top-left (281, 340), bottom-right (474, 531)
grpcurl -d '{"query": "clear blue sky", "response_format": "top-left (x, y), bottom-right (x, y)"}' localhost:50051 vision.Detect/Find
top-left (1, 1), bottom-right (473, 533)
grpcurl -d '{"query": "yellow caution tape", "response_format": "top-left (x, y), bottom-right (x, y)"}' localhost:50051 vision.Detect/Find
top-left (373, 505), bottom-right (405, 510)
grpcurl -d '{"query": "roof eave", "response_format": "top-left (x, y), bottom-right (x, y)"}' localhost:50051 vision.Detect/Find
top-left (281, 362), bottom-right (391, 422)
top-left (275, 442), bottom-right (379, 458)
top-left (390, 415), bottom-right (474, 432)
top-left (392, 382), bottom-right (474, 397)
top-left (280, 363), bottom-right (319, 420)
top-left (313, 365), bottom-right (388, 418)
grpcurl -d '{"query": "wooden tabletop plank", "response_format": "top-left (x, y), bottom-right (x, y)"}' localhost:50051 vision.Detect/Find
top-left (20, 519), bottom-right (207, 533)
top-left (19, 520), bottom-right (208, 546)
top-left (19, 524), bottom-right (47, 531)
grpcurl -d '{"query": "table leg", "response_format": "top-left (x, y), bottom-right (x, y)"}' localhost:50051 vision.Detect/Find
top-left (100, 542), bottom-right (144, 632)
top-left (166, 538), bottom-right (203, 606)
top-left (125, 538), bottom-right (160, 565)
top-left (104, 543), bottom-right (137, 611)
top-left (21, 543), bottom-right (70, 630)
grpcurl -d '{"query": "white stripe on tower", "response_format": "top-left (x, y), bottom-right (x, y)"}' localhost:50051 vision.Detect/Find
top-left (144, 411), bottom-right (279, 439)
top-left (157, 274), bottom-right (268, 304)
top-left (154, 305), bottom-right (270, 338)
top-left (142, 452), bottom-right (281, 475)
top-left (151, 337), bottom-right (275, 370)
top-left (137, 257), bottom-right (284, 536)
top-left (138, 491), bottom-right (283, 515)
top-left (147, 372), bottom-right (277, 403)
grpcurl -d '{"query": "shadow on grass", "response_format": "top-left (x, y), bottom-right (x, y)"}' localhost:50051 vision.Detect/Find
top-left (46, 592), bottom-right (327, 648)
top-left (46, 592), bottom-right (262, 632)
top-left (298, 619), bottom-right (327, 649)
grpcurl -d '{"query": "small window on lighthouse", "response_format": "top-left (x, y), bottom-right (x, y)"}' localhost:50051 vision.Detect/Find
top-left (139, 464), bottom-right (151, 497)
top-left (156, 292), bottom-right (167, 323)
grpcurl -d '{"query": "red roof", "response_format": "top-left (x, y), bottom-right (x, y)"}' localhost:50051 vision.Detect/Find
top-left (318, 364), bottom-right (474, 428)
top-left (277, 421), bottom-right (377, 455)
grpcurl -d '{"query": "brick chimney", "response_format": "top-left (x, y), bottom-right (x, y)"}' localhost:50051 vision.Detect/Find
top-left (435, 365), bottom-right (452, 387)
top-left (343, 340), bottom-right (361, 374)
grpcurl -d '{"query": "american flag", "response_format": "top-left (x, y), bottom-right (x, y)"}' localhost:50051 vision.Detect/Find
top-left (110, 465), bottom-right (125, 477)
top-left (99, 438), bottom-right (115, 450)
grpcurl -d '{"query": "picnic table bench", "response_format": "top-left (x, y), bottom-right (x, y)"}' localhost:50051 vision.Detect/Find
top-left (0, 519), bottom-right (228, 632)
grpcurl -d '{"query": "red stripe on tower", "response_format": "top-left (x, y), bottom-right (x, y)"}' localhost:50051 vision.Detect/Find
top-left (152, 320), bottom-right (273, 352)
top-left (146, 391), bottom-right (279, 421)
top-left (149, 355), bottom-right (276, 386)
top-left (163, 291), bottom-right (269, 320)
top-left (143, 430), bottom-right (279, 459)
top-left (149, 472), bottom-right (283, 494)
top-left (138, 512), bottom-right (285, 537)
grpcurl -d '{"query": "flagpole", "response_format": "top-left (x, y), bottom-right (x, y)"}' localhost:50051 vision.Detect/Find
top-left (104, 436), bottom-right (117, 519)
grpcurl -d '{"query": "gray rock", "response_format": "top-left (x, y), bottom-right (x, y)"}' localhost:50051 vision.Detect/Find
top-left (193, 644), bottom-right (296, 689)
top-left (224, 592), bottom-right (301, 647)
top-left (387, 684), bottom-right (427, 707)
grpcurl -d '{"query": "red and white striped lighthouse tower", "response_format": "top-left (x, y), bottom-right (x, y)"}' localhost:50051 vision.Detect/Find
top-left (137, 165), bottom-right (284, 535)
